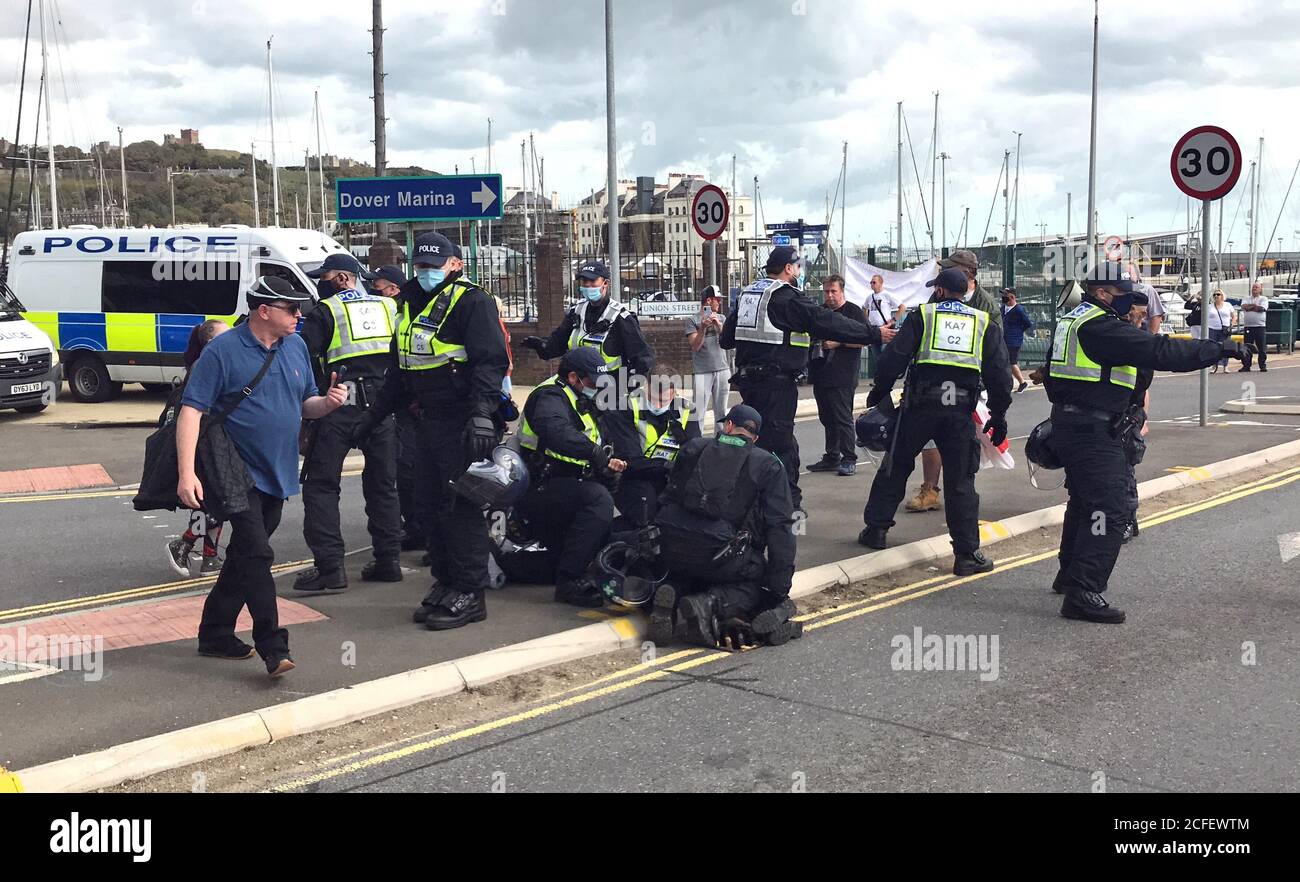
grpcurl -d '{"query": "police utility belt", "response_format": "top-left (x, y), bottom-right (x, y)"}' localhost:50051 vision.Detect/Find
top-left (1051, 403), bottom-right (1141, 441)
top-left (732, 363), bottom-right (797, 384)
top-left (907, 384), bottom-right (975, 407)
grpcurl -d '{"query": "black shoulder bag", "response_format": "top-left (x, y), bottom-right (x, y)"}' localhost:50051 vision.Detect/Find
top-left (133, 347), bottom-right (279, 516)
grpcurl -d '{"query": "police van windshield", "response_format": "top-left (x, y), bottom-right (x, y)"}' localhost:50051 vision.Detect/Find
top-left (0, 282), bottom-right (26, 319)
top-left (257, 263), bottom-right (313, 295)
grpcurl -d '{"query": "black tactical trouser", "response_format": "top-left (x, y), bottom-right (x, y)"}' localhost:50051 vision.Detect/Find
top-left (413, 405), bottom-right (494, 596)
top-left (302, 405), bottom-right (401, 571)
top-left (613, 472), bottom-right (668, 529)
top-left (395, 408), bottom-right (423, 540)
top-left (1242, 326), bottom-right (1268, 369)
top-left (516, 474), bottom-right (614, 585)
top-left (736, 373), bottom-right (801, 509)
top-left (863, 403), bottom-right (981, 555)
top-left (1051, 414), bottom-right (1130, 596)
top-left (813, 382), bottom-right (857, 462)
top-left (660, 538), bottom-right (771, 620)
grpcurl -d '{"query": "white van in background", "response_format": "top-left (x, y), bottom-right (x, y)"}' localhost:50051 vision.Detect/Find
top-left (0, 281), bottom-right (60, 414)
top-left (7, 226), bottom-right (348, 402)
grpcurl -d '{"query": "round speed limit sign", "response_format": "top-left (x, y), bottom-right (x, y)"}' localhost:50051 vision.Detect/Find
top-left (691, 184), bottom-right (730, 241)
top-left (1171, 126), bottom-right (1242, 201)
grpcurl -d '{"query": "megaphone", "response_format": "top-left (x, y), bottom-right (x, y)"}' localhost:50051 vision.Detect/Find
top-left (1057, 280), bottom-right (1085, 313)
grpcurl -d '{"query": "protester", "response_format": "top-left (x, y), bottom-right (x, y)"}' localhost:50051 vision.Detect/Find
top-left (1206, 289), bottom-right (1234, 373)
top-left (1127, 263), bottom-right (1164, 334)
top-left (808, 274), bottom-right (868, 476)
top-left (864, 274), bottom-right (899, 366)
top-left (1239, 282), bottom-right (1269, 372)
top-left (684, 286), bottom-right (731, 428)
top-left (1000, 288), bottom-right (1034, 394)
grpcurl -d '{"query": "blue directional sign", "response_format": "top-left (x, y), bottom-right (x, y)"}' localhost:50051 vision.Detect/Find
top-left (772, 235), bottom-right (792, 246)
top-left (334, 174), bottom-right (505, 224)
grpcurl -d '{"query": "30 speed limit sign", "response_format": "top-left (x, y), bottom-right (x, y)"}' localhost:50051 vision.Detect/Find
top-left (691, 184), bottom-right (729, 241)
top-left (1171, 126), bottom-right (1242, 201)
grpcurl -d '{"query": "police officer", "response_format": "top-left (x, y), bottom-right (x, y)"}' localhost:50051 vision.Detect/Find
top-left (515, 348), bottom-right (628, 607)
top-left (1045, 264), bottom-right (1239, 623)
top-left (520, 260), bottom-right (654, 383)
top-left (601, 375), bottom-right (700, 528)
top-left (648, 405), bottom-right (801, 649)
top-left (358, 232), bottom-right (510, 631)
top-left (859, 266), bottom-right (1013, 576)
top-left (720, 245), bottom-right (893, 511)
top-left (294, 253), bottom-right (402, 592)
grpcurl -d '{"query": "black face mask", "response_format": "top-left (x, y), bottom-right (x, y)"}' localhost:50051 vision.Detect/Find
top-left (316, 279), bottom-right (336, 300)
top-left (1110, 293), bottom-right (1134, 316)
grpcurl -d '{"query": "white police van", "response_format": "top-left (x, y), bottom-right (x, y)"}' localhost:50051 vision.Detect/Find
top-left (0, 281), bottom-right (60, 414)
top-left (8, 226), bottom-right (349, 402)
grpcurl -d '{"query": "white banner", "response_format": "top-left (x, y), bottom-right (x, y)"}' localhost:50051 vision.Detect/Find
top-left (845, 257), bottom-right (940, 312)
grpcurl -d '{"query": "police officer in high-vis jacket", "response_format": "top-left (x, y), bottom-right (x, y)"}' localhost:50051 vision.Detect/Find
top-left (1044, 263), bottom-right (1239, 624)
top-left (295, 253), bottom-right (402, 593)
top-left (358, 232), bottom-right (510, 631)
top-left (721, 245), bottom-right (892, 511)
top-left (601, 376), bottom-right (701, 528)
top-left (860, 267), bottom-right (1013, 576)
top-left (521, 260), bottom-right (654, 382)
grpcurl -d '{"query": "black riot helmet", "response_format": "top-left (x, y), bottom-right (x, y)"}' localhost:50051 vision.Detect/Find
top-left (1025, 419), bottom-right (1067, 490)
top-left (856, 399), bottom-right (899, 453)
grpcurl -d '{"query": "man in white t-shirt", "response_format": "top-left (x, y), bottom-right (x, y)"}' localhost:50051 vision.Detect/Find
top-left (1239, 282), bottom-right (1269, 372)
top-left (864, 274), bottom-right (899, 365)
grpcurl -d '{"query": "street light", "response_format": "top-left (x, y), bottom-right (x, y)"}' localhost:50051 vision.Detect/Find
top-left (167, 167), bottom-right (196, 226)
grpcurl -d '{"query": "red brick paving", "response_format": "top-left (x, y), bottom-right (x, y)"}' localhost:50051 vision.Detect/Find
top-left (0, 464), bottom-right (114, 494)
top-left (0, 596), bottom-right (327, 662)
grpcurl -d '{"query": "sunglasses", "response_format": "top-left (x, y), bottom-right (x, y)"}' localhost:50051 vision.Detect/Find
top-left (264, 302), bottom-right (302, 317)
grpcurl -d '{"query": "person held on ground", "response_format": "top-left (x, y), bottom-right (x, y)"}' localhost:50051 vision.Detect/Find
top-left (1205, 289), bottom-right (1235, 373)
top-left (165, 319), bottom-right (230, 578)
top-left (720, 245), bottom-right (893, 513)
top-left (294, 253), bottom-right (403, 594)
top-left (1044, 264), bottom-right (1242, 624)
top-left (358, 232), bottom-right (511, 631)
top-left (858, 267), bottom-right (1013, 578)
top-left (1000, 287), bottom-right (1035, 394)
top-left (807, 274), bottom-right (869, 477)
top-left (177, 277), bottom-right (348, 677)
top-left (905, 250), bottom-right (1004, 514)
top-left (515, 348), bottom-right (628, 607)
top-left (648, 404), bottom-right (802, 649)
top-left (602, 374), bottom-right (700, 528)
top-left (1239, 282), bottom-right (1269, 372)
top-left (684, 286), bottom-right (731, 429)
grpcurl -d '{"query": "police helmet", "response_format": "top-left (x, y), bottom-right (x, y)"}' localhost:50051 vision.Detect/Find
top-left (594, 533), bottom-right (668, 609)
top-left (855, 402), bottom-right (898, 453)
top-left (1025, 419), bottom-right (1062, 470)
top-left (452, 445), bottom-right (531, 510)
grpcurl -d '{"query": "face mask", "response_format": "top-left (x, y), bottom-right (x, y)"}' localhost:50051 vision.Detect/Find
top-left (316, 279), bottom-right (335, 299)
top-left (648, 402), bottom-right (671, 416)
top-left (580, 286), bottom-right (604, 303)
top-left (580, 384), bottom-right (598, 400)
top-left (1110, 294), bottom-right (1134, 317)
top-left (416, 268), bottom-right (446, 292)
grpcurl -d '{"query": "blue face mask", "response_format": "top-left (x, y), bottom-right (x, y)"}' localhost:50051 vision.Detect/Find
top-left (1110, 294), bottom-right (1134, 316)
top-left (581, 285), bottom-right (604, 303)
top-left (580, 385), bottom-right (598, 400)
top-left (416, 268), bottom-right (446, 292)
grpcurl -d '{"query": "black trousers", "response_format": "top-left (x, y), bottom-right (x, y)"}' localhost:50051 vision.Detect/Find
top-left (863, 404), bottom-right (981, 554)
top-left (302, 405), bottom-right (401, 570)
top-left (813, 382), bottom-right (857, 462)
top-left (395, 409), bottom-right (423, 538)
top-left (613, 473), bottom-right (668, 529)
top-left (736, 374), bottom-right (801, 509)
top-left (517, 475), bottom-right (614, 584)
top-left (413, 406), bottom-right (494, 596)
top-left (199, 488), bottom-right (288, 660)
top-left (1051, 415), bottom-right (1130, 596)
top-left (661, 541), bottom-right (770, 620)
top-left (1243, 326), bottom-right (1268, 369)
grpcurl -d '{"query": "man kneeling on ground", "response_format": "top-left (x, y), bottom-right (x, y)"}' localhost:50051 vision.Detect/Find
top-left (648, 405), bottom-right (802, 648)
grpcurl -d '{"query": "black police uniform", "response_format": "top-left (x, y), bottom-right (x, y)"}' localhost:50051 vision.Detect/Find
top-left (1045, 292), bottom-right (1229, 619)
top-left (601, 395), bottom-right (701, 528)
top-left (652, 432), bottom-right (797, 639)
top-left (862, 298), bottom-right (1013, 562)
top-left (298, 287), bottom-right (402, 582)
top-left (532, 296), bottom-right (654, 378)
top-left (721, 276), bottom-right (881, 509)
top-left (514, 375), bottom-right (618, 605)
top-left (368, 270), bottom-right (509, 626)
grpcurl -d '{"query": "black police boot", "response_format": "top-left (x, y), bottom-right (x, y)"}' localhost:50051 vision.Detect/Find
top-left (750, 597), bottom-right (803, 647)
top-left (412, 584), bottom-right (448, 623)
top-left (425, 591), bottom-right (487, 631)
top-left (953, 550), bottom-right (995, 577)
top-left (675, 593), bottom-right (720, 648)
top-left (1051, 575), bottom-right (1067, 595)
top-left (858, 526), bottom-right (888, 550)
top-left (361, 558), bottom-right (404, 582)
top-left (806, 455), bottom-right (840, 473)
top-left (555, 578), bottom-right (605, 608)
top-left (1061, 590), bottom-right (1126, 624)
top-left (646, 583), bottom-right (679, 646)
top-left (293, 566), bottom-right (348, 593)
top-left (1121, 521), bottom-right (1140, 544)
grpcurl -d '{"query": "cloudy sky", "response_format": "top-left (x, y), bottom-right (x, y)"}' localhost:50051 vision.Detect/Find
top-left (5, 0), bottom-right (1300, 253)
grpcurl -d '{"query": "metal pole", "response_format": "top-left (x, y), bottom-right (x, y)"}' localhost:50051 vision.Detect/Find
top-left (39, 0), bottom-right (57, 227)
top-left (372, 0), bottom-right (387, 243)
top-left (97, 148), bottom-right (106, 226)
top-left (930, 92), bottom-right (938, 257)
top-left (250, 143), bottom-right (260, 227)
top-left (267, 37), bottom-right (281, 227)
top-left (840, 141), bottom-right (847, 274)
top-left (315, 90), bottom-right (327, 233)
top-left (710, 239), bottom-right (717, 290)
top-left (305, 149), bottom-right (313, 229)
top-left (1012, 131), bottom-right (1022, 245)
top-left (1066, 191), bottom-right (1072, 278)
top-left (963, 206), bottom-right (969, 250)
top-left (522, 141), bottom-right (531, 309)
top-left (1199, 198), bottom-right (1211, 426)
top-left (405, 223), bottom-right (414, 278)
top-left (1250, 138), bottom-right (1262, 288)
top-left (896, 101), bottom-right (903, 270)
top-left (1085, 0), bottom-right (1099, 267)
top-left (1002, 150), bottom-right (1010, 260)
top-left (118, 126), bottom-right (128, 226)
top-left (486, 118), bottom-right (493, 247)
top-left (939, 152), bottom-right (947, 253)
top-left (731, 153), bottom-right (737, 291)
top-left (604, 0), bottom-right (621, 299)
top-left (294, 193), bottom-right (300, 228)
top-left (470, 220), bottom-right (479, 283)
top-left (168, 169), bottom-right (176, 226)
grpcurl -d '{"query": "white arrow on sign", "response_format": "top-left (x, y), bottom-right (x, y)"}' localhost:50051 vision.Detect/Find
top-left (472, 182), bottom-right (498, 212)
top-left (1279, 532), bottom-right (1300, 564)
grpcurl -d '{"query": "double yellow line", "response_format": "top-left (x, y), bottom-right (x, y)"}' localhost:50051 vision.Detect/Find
top-left (270, 461), bottom-right (1300, 792)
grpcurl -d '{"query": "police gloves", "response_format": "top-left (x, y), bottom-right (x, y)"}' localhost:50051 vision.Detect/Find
top-left (1218, 339), bottom-right (1247, 361)
top-left (522, 336), bottom-right (546, 354)
top-left (864, 385), bottom-right (886, 410)
top-left (464, 408), bottom-right (499, 464)
top-left (984, 413), bottom-right (1009, 447)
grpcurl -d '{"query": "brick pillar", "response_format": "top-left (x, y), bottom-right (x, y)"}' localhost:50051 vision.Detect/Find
top-left (534, 236), bottom-right (566, 333)
top-left (368, 237), bottom-right (405, 271)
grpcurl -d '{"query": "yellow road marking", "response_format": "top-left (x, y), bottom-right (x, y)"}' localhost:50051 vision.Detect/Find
top-left (0, 489), bottom-right (134, 504)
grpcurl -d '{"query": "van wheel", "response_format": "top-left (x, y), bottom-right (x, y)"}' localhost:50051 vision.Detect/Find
top-left (68, 357), bottom-right (122, 403)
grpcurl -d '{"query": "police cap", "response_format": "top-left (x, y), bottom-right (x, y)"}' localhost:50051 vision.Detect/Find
top-left (412, 232), bottom-right (462, 268)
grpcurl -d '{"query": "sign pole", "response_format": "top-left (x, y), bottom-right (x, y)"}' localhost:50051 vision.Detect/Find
top-left (405, 223), bottom-right (415, 279)
top-left (1200, 197), bottom-right (1211, 427)
top-left (470, 220), bottom-right (479, 284)
top-left (710, 239), bottom-right (717, 291)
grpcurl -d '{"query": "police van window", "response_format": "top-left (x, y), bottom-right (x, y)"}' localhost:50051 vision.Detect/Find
top-left (259, 263), bottom-right (312, 294)
top-left (101, 261), bottom-right (240, 314)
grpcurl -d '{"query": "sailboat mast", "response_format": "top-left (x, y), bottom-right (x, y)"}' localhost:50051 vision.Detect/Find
top-left (267, 37), bottom-right (281, 226)
top-left (315, 89), bottom-right (326, 233)
top-left (250, 142), bottom-right (260, 227)
top-left (896, 101), bottom-right (903, 270)
top-left (39, 0), bottom-right (57, 227)
top-left (305, 148), bottom-right (314, 229)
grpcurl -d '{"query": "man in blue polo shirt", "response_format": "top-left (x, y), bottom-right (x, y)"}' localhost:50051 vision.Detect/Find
top-left (177, 276), bottom-right (348, 677)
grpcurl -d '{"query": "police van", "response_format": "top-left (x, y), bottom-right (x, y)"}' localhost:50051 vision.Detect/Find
top-left (8, 226), bottom-right (350, 402)
top-left (0, 281), bottom-right (60, 414)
